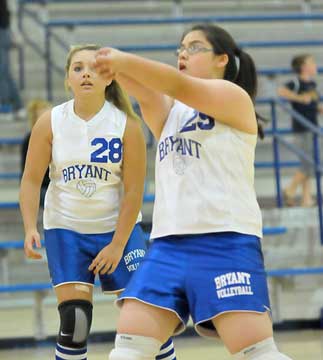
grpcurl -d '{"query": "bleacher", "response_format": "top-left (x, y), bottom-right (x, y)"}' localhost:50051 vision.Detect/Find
top-left (1, 0), bottom-right (323, 347)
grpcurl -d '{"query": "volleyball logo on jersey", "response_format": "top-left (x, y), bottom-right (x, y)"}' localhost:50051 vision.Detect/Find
top-left (76, 179), bottom-right (96, 197)
top-left (61, 137), bottom-right (123, 197)
top-left (173, 151), bottom-right (188, 175)
top-left (214, 272), bottom-right (254, 299)
top-left (158, 110), bottom-right (214, 175)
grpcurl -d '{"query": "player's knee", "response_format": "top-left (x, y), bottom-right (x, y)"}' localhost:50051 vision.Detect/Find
top-left (233, 337), bottom-right (293, 359)
top-left (109, 334), bottom-right (162, 360)
top-left (57, 299), bottom-right (93, 348)
top-left (235, 352), bottom-right (293, 360)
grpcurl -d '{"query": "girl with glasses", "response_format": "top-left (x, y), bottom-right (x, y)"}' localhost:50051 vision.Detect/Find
top-left (94, 24), bottom-right (293, 360)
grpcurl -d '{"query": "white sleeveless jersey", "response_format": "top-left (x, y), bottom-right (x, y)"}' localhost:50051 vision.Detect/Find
top-left (151, 100), bottom-right (262, 239)
top-left (44, 99), bottom-right (142, 234)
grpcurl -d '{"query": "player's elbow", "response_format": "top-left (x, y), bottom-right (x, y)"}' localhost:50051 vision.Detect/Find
top-left (124, 186), bottom-right (144, 206)
top-left (20, 171), bottom-right (43, 192)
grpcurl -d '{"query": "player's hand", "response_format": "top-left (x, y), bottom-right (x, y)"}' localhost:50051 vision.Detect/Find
top-left (88, 242), bottom-right (124, 275)
top-left (94, 47), bottom-right (124, 80)
top-left (24, 229), bottom-right (42, 260)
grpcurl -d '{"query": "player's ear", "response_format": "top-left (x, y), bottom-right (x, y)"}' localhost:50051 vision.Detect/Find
top-left (215, 53), bottom-right (229, 69)
top-left (65, 78), bottom-right (71, 92)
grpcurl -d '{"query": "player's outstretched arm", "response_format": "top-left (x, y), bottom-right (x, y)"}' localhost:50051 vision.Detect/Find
top-left (116, 73), bottom-right (173, 139)
top-left (95, 48), bottom-right (256, 134)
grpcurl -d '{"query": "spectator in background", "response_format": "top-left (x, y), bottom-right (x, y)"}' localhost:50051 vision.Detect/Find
top-left (0, 0), bottom-right (25, 119)
top-left (21, 99), bottom-right (51, 207)
top-left (278, 54), bottom-right (323, 207)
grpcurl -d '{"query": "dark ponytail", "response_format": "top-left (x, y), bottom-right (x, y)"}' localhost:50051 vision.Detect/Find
top-left (234, 50), bottom-right (265, 139)
top-left (234, 50), bottom-right (257, 100)
top-left (183, 24), bottom-right (264, 139)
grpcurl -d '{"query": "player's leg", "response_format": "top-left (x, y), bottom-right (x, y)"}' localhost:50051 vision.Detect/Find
top-left (100, 225), bottom-right (179, 360)
top-left (212, 312), bottom-right (292, 359)
top-left (108, 236), bottom-right (189, 360)
top-left (110, 299), bottom-right (180, 360)
top-left (212, 310), bottom-right (273, 354)
top-left (111, 294), bottom-right (176, 360)
top-left (55, 284), bottom-right (93, 360)
top-left (110, 292), bottom-right (178, 360)
top-left (157, 338), bottom-right (177, 360)
top-left (186, 232), bottom-right (293, 359)
top-left (45, 228), bottom-right (97, 360)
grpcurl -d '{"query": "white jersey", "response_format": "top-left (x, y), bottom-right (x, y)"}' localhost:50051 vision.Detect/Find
top-left (151, 100), bottom-right (262, 239)
top-left (44, 99), bottom-right (141, 234)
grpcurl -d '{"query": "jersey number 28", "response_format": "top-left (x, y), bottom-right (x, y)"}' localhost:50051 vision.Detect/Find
top-left (90, 138), bottom-right (122, 163)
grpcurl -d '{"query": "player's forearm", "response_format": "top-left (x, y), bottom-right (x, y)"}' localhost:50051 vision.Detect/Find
top-left (19, 179), bottom-right (41, 233)
top-left (118, 52), bottom-right (184, 100)
top-left (116, 73), bottom-right (157, 104)
top-left (112, 190), bottom-right (143, 247)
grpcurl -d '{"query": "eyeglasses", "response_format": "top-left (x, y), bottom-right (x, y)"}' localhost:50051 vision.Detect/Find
top-left (175, 44), bottom-right (213, 57)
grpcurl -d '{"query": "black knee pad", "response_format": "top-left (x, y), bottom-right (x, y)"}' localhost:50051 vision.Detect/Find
top-left (57, 299), bottom-right (93, 349)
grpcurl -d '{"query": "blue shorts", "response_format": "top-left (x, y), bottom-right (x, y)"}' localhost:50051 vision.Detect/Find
top-left (117, 232), bottom-right (271, 337)
top-left (44, 224), bottom-right (146, 293)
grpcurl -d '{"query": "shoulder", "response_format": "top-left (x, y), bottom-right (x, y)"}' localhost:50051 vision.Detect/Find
top-left (123, 116), bottom-right (146, 152)
top-left (105, 101), bottom-right (126, 117)
top-left (124, 116), bottom-right (144, 138)
top-left (101, 102), bottom-right (130, 139)
top-left (123, 117), bottom-right (146, 165)
top-left (103, 100), bottom-right (128, 125)
top-left (34, 108), bottom-right (51, 125)
top-left (211, 79), bottom-right (254, 110)
top-left (51, 100), bottom-right (71, 116)
top-left (31, 109), bottom-right (52, 141)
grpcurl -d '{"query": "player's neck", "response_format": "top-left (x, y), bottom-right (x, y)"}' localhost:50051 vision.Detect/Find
top-left (73, 97), bottom-right (106, 121)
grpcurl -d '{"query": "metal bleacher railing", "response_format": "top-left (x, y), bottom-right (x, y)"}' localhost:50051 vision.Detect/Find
top-left (16, 3), bottom-right (323, 100)
top-left (9, 2), bottom-right (323, 168)
top-left (0, 225), bottom-right (288, 340)
top-left (10, 2), bottom-right (323, 238)
top-left (269, 98), bottom-right (323, 244)
top-left (1, 97), bottom-right (323, 335)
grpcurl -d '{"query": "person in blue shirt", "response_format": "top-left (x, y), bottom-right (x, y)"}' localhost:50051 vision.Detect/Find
top-left (278, 54), bottom-right (323, 207)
